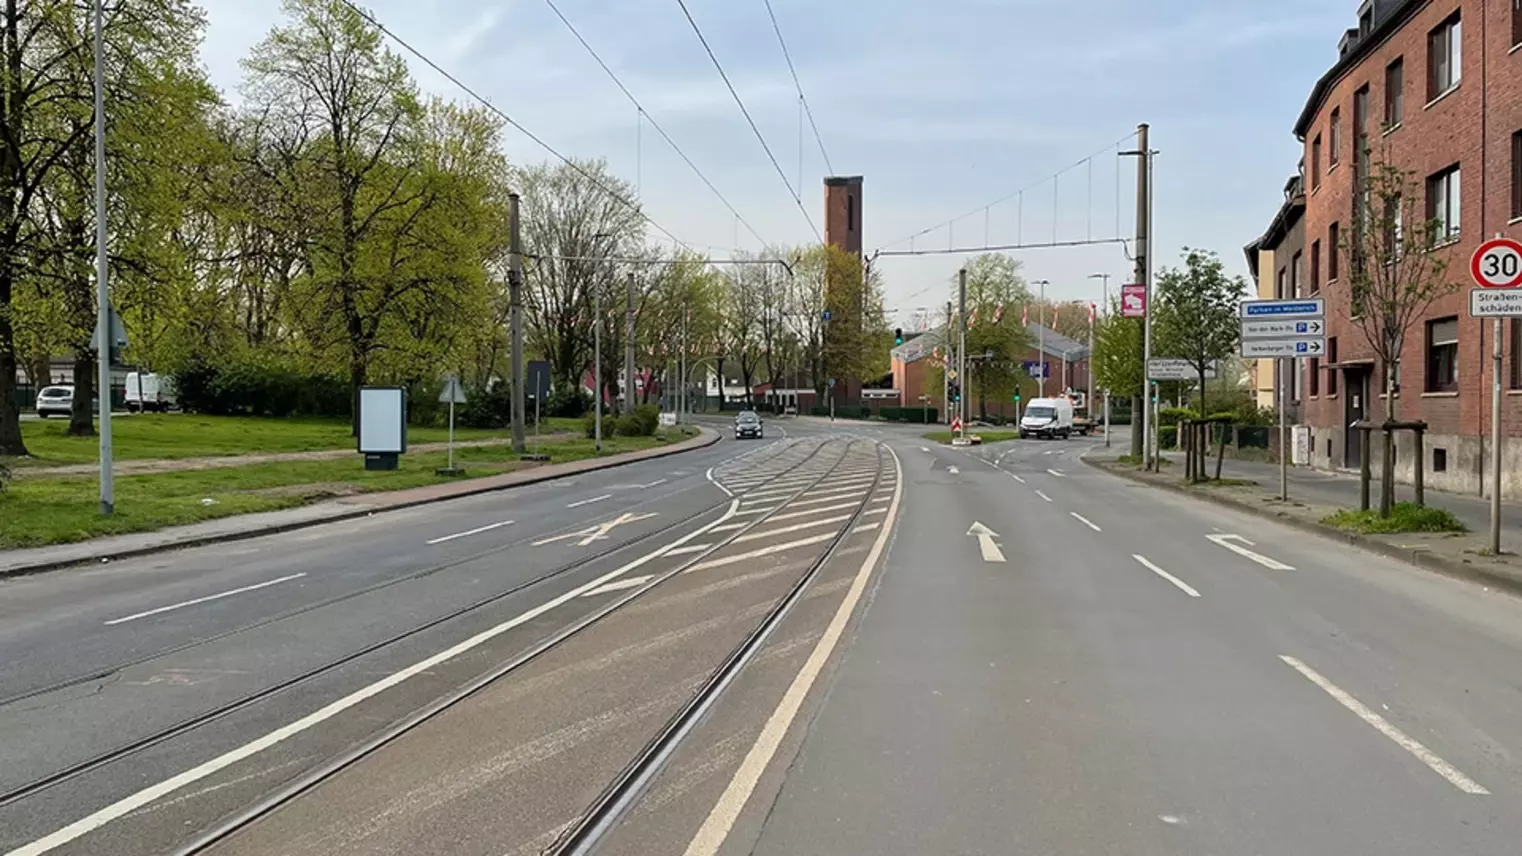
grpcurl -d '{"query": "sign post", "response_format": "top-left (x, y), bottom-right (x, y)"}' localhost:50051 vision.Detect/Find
top-left (1470, 236), bottom-right (1522, 554)
top-left (1241, 298), bottom-right (1326, 501)
top-left (437, 375), bottom-right (468, 475)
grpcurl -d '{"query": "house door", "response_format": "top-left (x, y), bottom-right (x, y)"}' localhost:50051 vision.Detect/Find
top-left (1343, 366), bottom-right (1370, 468)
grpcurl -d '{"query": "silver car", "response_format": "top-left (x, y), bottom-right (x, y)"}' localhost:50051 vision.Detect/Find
top-left (36, 385), bottom-right (74, 418)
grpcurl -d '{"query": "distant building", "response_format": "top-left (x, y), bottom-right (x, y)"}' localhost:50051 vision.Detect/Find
top-left (890, 322), bottom-right (1090, 421)
top-left (1244, 174), bottom-right (1308, 420)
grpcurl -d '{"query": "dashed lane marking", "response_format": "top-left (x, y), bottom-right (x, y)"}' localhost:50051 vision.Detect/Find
top-left (1035, 490), bottom-right (1053, 503)
top-left (425, 520), bottom-right (514, 546)
top-left (662, 543), bottom-right (714, 557)
top-left (1070, 513), bottom-right (1101, 532)
top-left (767, 502), bottom-right (862, 523)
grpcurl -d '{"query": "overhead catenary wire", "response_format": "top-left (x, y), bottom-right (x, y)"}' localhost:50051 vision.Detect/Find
top-left (761, 0), bottom-right (833, 175)
top-left (674, 0), bottom-right (823, 242)
top-left (331, 0), bottom-right (695, 253)
top-left (540, 0), bottom-right (772, 249)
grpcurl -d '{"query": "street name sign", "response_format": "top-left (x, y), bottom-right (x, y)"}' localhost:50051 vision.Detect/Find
top-left (1147, 359), bottom-right (1218, 381)
top-left (1241, 338), bottom-right (1325, 358)
top-left (1240, 299), bottom-right (1326, 320)
top-left (1241, 318), bottom-right (1325, 337)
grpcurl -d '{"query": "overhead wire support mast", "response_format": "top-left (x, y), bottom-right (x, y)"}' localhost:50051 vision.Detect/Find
top-left (540, 0), bottom-right (771, 249)
top-left (674, 0), bottom-right (823, 242)
top-left (331, 0), bottom-right (696, 253)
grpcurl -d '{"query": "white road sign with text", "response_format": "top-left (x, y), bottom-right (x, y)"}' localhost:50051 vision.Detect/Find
top-left (1241, 319), bottom-right (1325, 338)
top-left (1148, 359), bottom-right (1218, 381)
top-left (1470, 288), bottom-right (1522, 317)
top-left (1241, 338), bottom-right (1325, 358)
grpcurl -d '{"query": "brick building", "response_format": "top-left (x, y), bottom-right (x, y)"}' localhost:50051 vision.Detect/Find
top-left (890, 324), bottom-right (1090, 422)
top-left (1244, 175), bottom-right (1308, 422)
top-left (823, 176), bottom-right (864, 402)
top-left (1288, 0), bottom-right (1522, 496)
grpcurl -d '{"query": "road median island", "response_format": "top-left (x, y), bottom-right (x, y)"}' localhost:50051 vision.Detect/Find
top-left (923, 430), bottom-right (1021, 445)
top-left (1083, 454), bottom-right (1522, 597)
top-left (0, 426), bottom-right (716, 577)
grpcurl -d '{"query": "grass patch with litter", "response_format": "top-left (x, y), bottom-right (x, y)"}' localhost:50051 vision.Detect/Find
top-left (921, 430), bottom-right (1022, 445)
top-left (1322, 502), bottom-right (1468, 535)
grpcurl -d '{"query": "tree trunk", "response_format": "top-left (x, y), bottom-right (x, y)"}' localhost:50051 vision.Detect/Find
top-left (68, 350), bottom-right (95, 436)
top-left (1197, 370), bottom-right (1207, 418)
top-left (1130, 394), bottom-right (1144, 457)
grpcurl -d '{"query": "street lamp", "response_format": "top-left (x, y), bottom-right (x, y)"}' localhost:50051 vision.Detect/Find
top-left (1087, 273), bottom-right (1112, 447)
top-left (1032, 279), bottom-right (1050, 398)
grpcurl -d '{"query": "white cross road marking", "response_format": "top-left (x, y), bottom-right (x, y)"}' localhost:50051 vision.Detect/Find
top-left (532, 512), bottom-right (660, 546)
top-left (1206, 534), bottom-right (1295, 570)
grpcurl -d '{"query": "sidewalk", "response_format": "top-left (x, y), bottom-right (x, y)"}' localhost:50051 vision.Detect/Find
top-left (1161, 450), bottom-right (1522, 547)
top-left (0, 427), bottom-right (717, 578)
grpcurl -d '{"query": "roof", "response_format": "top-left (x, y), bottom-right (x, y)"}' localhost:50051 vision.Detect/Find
top-left (1027, 324), bottom-right (1089, 360)
top-left (1293, 0), bottom-right (1422, 139)
top-left (1247, 176), bottom-right (1307, 269)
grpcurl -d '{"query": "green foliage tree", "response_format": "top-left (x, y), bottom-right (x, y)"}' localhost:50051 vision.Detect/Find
top-left (1153, 248), bottom-right (1245, 419)
top-left (956, 253), bottom-right (1031, 419)
top-left (1093, 296), bottom-right (1144, 456)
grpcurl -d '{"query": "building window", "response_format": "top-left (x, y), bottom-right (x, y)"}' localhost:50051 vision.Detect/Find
top-left (846, 195), bottom-right (855, 231)
top-left (1309, 357), bottom-right (1321, 396)
top-left (1328, 337), bottom-right (1339, 395)
top-left (1292, 251), bottom-right (1303, 296)
top-left (1354, 85), bottom-right (1370, 149)
top-left (1426, 316), bottom-right (1459, 392)
top-left (1276, 268), bottom-right (1286, 300)
top-left (1328, 222), bottom-right (1340, 280)
top-left (1312, 135), bottom-right (1322, 189)
top-left (1310, 240), bottom-right (1321, 293)
top-left (1384, 193), bottom-right (1403, 261)
top-left (1427, 165), bottom-right (1461, 242)
top-left (1511, 319), bottom-right (1522, 389)
top-left (1514, 0), bottom-right (1522, 48)
top-left (1385, 58), bottom-right (1404, 127)
top-left (1330, 108), bottom-right (1342, 167)
top-left (1434, 447), bottom-right (1448, 472)
top-left (1513, 131), bottom-right (1522, 220)
top-left (1429, 13), bottom-right (1462, 99)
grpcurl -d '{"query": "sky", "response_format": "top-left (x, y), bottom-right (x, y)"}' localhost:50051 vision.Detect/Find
top-left (197, 0), bottom-right (1356, 330)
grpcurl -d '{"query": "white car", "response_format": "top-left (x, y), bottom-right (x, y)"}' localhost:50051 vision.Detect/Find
top-left (36, 385), bottom-right (74, 418)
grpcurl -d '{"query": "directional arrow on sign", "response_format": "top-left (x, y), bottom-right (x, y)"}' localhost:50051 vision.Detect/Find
top-left (967, 521), bottom-right (1006, 562)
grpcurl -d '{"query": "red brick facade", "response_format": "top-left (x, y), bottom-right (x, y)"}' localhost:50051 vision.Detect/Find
top-left (1292, 0), bottom-right (1522, 493)
top-left (823, 176), bottom-right (863, 259)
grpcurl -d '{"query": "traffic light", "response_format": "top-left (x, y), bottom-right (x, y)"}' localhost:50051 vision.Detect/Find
top-left (1013, 391), bottom-right (1022, 403)
top-left (893, 327), bottom-right (903, 346)
top-left (950, 381), bottom-right (961, 402)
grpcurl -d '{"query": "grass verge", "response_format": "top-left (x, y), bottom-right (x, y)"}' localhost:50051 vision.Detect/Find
top-left (0, 427), bottom-right (695, 549)
top-left (922, 430), bottom-right (1022, 445)
top-left (1322, 502), bottom-right (1467, 535)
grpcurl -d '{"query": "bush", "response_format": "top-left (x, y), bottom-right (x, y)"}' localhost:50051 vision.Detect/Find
top-left (457, 384), bottom-right (511, 429)
top-left (547, 387), bottom-right (592, 418)
top-left (582, 413), bottom-right (598, 438)
top-left (614, 414), bottom-right (644, 437)
top-left (174, 359), bottom-right (348, 419)
top-left (1159, 425), bottom-right (1178, 449)
top-left (0, 459), bottom-right (10, 493)
top-left (1323, 503), bottom-right (1467, 534)
top-left (1159, 406), bottom-right (1197, 424)
top-left (632, 404), bottom-right (660, 436)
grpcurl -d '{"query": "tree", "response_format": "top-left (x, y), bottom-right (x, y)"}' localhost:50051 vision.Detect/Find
top-left (1340, 155), bottom-right (1459, 517)
top-left (956, 253), bottom-right (1031, 418)
top-left (1153, 248), bottom-right (1244, 419)
top-left (1093, 296), bottom-right (1144, 457)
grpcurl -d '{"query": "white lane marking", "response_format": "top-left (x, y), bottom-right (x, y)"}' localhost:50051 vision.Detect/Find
top-left (662, 543), bottom-right (714, 556)
top-left (731, 506), bottom-right (780, 516)
top-left (683, 446), bottom-right (903, 856)
top-left (1279, 655), bottom-right (1489, 795)
top-left (1010, 473), bottom-right (1025, 484)
top-left (103, 574), bottom-right (308, 626)
top-left (566, 494), bottom-right (613, 508)
top-left (705, 467), bottom-right (734, 498)
top-left (863, 508), bottom-right (886, 516)
top-left (871, 496), bottom-right (890, 504)
top-left (967, 522), bottom-right (1005, 563)
top-left (768, 502), bottom-right (860, 523)
top-left (852, 522), bottom-right (880, 533)
top-left (947, 466), bottom-right (960, 474)
top-left (1132, 555), bottom-right (1201, 598)
top-left (920, 447), bottom-right (929, 452)
top-left (581, 575), bottom-right (655, 597)
top-left (634, 479), bottom-right (668, 489)
top-left (532, 512), bottom-right (659, 546)
top-left (1070, 512), bottom-right (1101, 532)
top-left (1044, 450), bottom-right (1056, 455)
top-left (710, 522), bottom-right (748, 533)
top-left (1206, 534), bottom-right (1295, 571)
top-left (782, 491), bottom-right (868, 509)
top-left (732, 515), bottom-right (851, 543)
top-left (1035, 490), bottom-right (1053, 503)
top-left (1047, 469), bottom-right (1066, 478)
top-left (16, 503), bottom-right (742, 856)
top-left (685, 533), bottom-right (837, 573)
top-left (425, 520), bottom-right (514, 545)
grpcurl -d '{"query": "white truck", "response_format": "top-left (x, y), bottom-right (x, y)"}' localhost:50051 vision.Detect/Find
top-left (1018, 396), bottom-right (1075, 440)
top-left (124, 372), bottom-right (177, 413)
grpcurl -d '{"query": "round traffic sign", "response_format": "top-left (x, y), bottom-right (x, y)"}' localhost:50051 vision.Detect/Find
top-left (1471, 238), bottom-right (1522, 288)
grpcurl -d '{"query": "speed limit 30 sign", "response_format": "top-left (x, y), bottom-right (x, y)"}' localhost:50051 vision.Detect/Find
top-left (1469, 237), bottom-right (1522, 317)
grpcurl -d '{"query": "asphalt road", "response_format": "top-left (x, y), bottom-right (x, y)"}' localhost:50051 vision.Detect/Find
top-left (12, 416), bottom-right (1522, 855)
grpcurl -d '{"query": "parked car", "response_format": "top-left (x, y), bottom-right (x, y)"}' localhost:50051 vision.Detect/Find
top-left (36, 385), bottom-right (74, 418)
top-left (125, 371), bottom-right (177, 413)
top-left (734, 410), bottom-right (764, 439)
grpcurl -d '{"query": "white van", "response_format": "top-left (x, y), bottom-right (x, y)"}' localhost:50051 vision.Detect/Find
top-left (1019, 397), bottom-right (1075, 440)
top-left (125, 372), bottom-right (177, 413)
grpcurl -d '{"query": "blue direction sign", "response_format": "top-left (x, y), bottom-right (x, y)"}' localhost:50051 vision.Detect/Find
top-left (1240, 299), bottom-right (1326, 320)
top-left (1022, 360), bottom-right (1050, 379)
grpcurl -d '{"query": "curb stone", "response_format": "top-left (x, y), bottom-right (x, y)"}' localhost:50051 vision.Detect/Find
top-left (0, 428), bottom-right (720, 580)
top-left (1081, 455), bottom-right (1522, 598)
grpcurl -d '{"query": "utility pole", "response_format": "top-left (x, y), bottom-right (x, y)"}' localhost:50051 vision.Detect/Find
top-left (1033, 279), bottom-right (1050, 398)
top-left (1088, 273), bottom-right (1111, 448)
top-left (944, 300), bottom-right (953, 425)
top-left (624, 271), bottom-right (636, 416)
top-left (680, 311), bottom-right (688, 423)
top-left (92, 0), bottom-right (113, 515)
top-left (1122, 123), bottom-right (1153, 468)
top-left (958, 268), bottom-right (968, 433)
top-left (594, 282), bottom-right (602, 452)
top-left (508, 192), bottom-right (526, 454)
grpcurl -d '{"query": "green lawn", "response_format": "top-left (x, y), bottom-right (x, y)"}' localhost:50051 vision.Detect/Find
top-left (11, 414), bottom-right (586, 466)
top-left (922, 430), bottom-right (1022, 445)
top-left (0, 427), bottom-right (697, 549)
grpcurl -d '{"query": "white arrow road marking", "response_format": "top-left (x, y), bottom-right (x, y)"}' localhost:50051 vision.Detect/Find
top-left (920, 446), bottom-right (930, 452)
top-left (1279, 655), bottom-right (1489, 794)
top-left (947, 465), bottom-right (960, 474)
top-left (967, 522), bottom-right (1006, 562)
top-left (1069, 512), bottom-right (1101, 532)
top-left (1035, 490), bottom-right (1053, 503)
top-left (532, 512), bottom-right (660, 547)
top-left (1132, 555), bottom-right (1200, 598)
top-left (566, 494), bottom-right (613, 508)
top-left (1206, 534), bottom-right (1295, 570)
top-left (103, 574), bottom-right (307, 626)
top-left (1047, 469), bottom-right (1066, 477)
top-left (426, 520), bottom-right (514, 545)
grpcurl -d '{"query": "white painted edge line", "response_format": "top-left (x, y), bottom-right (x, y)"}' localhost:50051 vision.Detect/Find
top-left (1206, 534), bottom-right (1295, 571)
top-left (1035, 490), bottom-right (1053, 503)
top-left (1279, 655), bottom-right (1489, 795)
top-left (686, 532), bottom-right (837, 573)
top-left (768, 502), bottom-right (861, 523)
top-left (567, 494), bottom-right (613, 509)
top-left (103, 574), bottom-right (308, 626)
top-left (1070, 512), bottom-right (1101, 533)
top-left (425, 520), bottom-right (514, 546)
top-left (732, 515), bottom-right (852, 543)
top-left (662, 543), bottom-right (714, 556)
top-left (1132, 554), bottom-right (1201, 598)
top-left (1047, 469), bottom-right (1066, 478)
top-left (18, 502), bottom-right (743, 856)
top-left (706, 467), bottom-right (734, 498)
top-left (870, 496), bottom-right (891, 504)
top-left (853, 522), bottom-right (881, 533)
top-left (683, 445), bottom-right (903, 856)
top-left (863, 508), bottom-right (887, 516)
top-left (581, 575), bottom-right (654, 597)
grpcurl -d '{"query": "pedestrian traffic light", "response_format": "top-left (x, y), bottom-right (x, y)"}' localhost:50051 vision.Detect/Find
top-left (1014, 391), bottom-right (1022, 403)
top-left (894, 327), bottom-right (903, 346)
